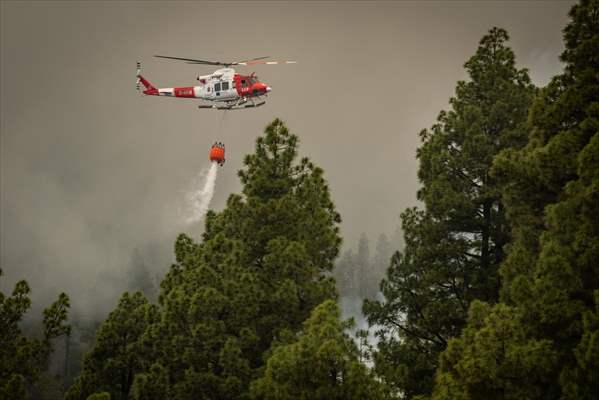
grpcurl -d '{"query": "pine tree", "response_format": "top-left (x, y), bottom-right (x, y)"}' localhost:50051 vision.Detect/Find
top-left (371, 233), bottom-right (393, 297)
top-left (334, 234), bottom-right (372, 299)
top-left (129, 363), bottom-right (169, 400)
top-left (334, 248), bottom-right (358, 297)
top-left (356, 233), bottom-right (372, 299)
top-left (364, 27), bottom-right (535, 398)
top-left (65, 292), bottom-right (157, 400)
top-left (68, 119), bottom-right (343, 399)
top-left (432, 1), bottom-right (599, 398)
top-left (0, 268), bottom-right (70, 400)
top-left (250, 300), bottom-right (388, 400)
top-left (85, 393), bottom-right (110, 400)
top-left (374, 233), bottom-right (392, 276)
top-left (150, 119), bottom-right (341, 399)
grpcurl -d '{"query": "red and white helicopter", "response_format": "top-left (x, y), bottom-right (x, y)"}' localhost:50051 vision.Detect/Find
top-left (136, 56), bottom-right (296, 110)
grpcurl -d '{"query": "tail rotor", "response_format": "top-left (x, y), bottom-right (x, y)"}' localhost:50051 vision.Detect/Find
top-left (136, 61), bottom-right (141, 93)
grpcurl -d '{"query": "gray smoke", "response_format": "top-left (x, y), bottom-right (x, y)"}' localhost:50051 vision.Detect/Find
top-left (0, 1), bottom-right (571, 322)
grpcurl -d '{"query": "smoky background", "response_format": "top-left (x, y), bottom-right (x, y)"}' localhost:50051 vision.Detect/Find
top-left (1, 1), bottom-right (570, 321)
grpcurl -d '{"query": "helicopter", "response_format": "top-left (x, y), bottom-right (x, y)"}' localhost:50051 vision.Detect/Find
top-left (136, 56), bottom-right (296, 110)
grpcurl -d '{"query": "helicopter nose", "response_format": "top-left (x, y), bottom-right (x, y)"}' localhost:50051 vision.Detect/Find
top-left (266, 86), bottom-right (272, 93)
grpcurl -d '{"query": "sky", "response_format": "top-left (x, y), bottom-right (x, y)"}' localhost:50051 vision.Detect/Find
top-left (0, 0), bottom-right (573, 315)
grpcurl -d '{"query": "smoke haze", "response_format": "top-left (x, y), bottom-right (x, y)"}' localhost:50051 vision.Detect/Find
top-left (0, 1), bottom-right (573, 316)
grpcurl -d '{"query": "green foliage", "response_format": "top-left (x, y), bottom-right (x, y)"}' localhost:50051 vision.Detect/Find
top-left (364, 27), bottom-right (535, 398)
top-left (433, 1), bottom-right (599, 398)
top-left (1, 374), bottom-right (27, 400)
top-left (86, 393), bottom-right (110, 400)
top-left (65, 292), bottom-right (157, 400)
top-left (129, 363), bottom-right (168, 400)
top-left (562, 290), bottom-right (599, 399)
top-left (433, 302), bottom-right (559, 400)
top-left (0, 268), bottom-right (70, 400)
top-left (250, 300), bottom-right (388, 400)
top-left (44, 293), bottom-right (71, 339)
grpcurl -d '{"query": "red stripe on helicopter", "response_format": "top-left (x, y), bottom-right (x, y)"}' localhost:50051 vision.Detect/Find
top-left (174, 87), bottom-right (195, 98)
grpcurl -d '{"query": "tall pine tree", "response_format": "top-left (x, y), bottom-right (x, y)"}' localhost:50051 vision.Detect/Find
top-left (364, 27), bottom-right (535, 398)
top-left (65, 292), bottom-right (157, 400)
top-left (67, 119), bottom-right (342, 399)
top-left (433, 1), bottom-right (599, 398)
top-left (250, 300), bottom-right (388, 400)
top-left (0, 268), bottom-right (71, 400)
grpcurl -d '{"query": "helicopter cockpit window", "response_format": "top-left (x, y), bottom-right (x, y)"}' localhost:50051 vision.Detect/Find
top-left (222, 81), bottom-right (229, 91)
top-left (214, 82), bottom-right (221, 92)
top-left (249, 77), bottom-right (258, 84)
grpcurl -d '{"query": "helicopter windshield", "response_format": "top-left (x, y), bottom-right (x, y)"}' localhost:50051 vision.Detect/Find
top-left (240, 76), bottom-right (258, 87)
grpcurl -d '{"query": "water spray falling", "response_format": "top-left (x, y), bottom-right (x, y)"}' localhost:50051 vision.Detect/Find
top-left (182, 113), bottom-right (227, 225)
top-left (184, 162), bottom-right (219, 224)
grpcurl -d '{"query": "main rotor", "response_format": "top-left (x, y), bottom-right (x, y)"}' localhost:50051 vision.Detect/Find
top-left (154, 55), bottom-right (297, 68)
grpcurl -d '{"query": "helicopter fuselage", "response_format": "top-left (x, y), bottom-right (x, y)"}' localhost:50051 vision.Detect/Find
top-left (140, 68), bottom-right (271, 103)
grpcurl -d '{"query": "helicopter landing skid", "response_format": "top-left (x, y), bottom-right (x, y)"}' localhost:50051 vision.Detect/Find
top-left (198, 101), bottom-right (266, 110)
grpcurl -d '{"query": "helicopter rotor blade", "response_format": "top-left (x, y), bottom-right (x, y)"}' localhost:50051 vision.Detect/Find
top-left (185, 61), bottom-right (226, 65)
top-left (154, 55), bottom-right (227, 66)
top-left (154, 55), bottom-right (296, 68)
top-left (155, 55), bottom-right (275, 67)
top-left (233, 56), bottom-right (270, 64)
top-left (236, 60), bottom-right (297, 66)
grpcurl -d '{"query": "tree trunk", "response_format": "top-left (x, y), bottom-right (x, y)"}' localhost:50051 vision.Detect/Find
top-left (481, 200), bottom-right (492, 272)
top-left (494, 202), bottom-right (505, 265)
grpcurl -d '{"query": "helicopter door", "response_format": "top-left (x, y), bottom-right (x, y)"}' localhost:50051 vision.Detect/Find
top-left (214, 82), bottom-right (222, 99)
top-left (204, 83), bottom-right (214, 100)
top-left (220, 81), bottom-right (233, 99)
